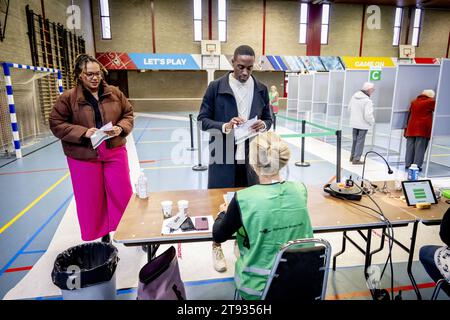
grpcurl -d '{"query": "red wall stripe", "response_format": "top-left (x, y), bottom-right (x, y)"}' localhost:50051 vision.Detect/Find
top-left (359, 5), bottom-right (366, 57)
top-left (262, 0), bottom-right (267, 55)
top-left (446, 31), bottom-right (450, 58)
top-left (306, 4), bottom-right (322, 56)
top-left (208, 0), bottom-right (212, 40)
top-left (150, 0), bottom-right (156, 53)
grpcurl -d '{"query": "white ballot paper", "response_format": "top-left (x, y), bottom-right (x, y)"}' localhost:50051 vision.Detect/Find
top-left (90, 122), bottom-right (114, 149)
top-left (234, 116), bottom-right (259, 145)
top-left (223, 192), bottom-right (235, 205)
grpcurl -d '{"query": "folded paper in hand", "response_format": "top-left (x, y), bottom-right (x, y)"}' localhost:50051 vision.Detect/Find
top-left (90, 122), bottom-right (114, 149)
top-left (234, 116), bottom-right (259, 145)
top-left (223, 192), bottom-right (235, 205)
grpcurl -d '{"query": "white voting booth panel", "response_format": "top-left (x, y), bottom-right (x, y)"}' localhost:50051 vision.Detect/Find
top-left (312, 72), bottom-right (329, 115)
top-left (326, 70), bottom-right (345, 119)
top-left (371, 67), bottom-right (396, 123)
top-left (388, 64), bottom-right (440, 162)
top-left (287, 74), bottom-right (299, 111)
top-left (297, 74), bottom-right (314, 115)
top-left (425, 59), bottom-right (450, 177)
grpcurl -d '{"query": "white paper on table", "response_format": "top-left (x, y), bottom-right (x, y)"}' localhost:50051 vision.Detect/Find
top-left (90, 122), bottom-right (114, 149)
top-left (223, 192), bottom-right (235, 205)
top-left (161, 215), bottom-right (214, 235)
top-left (234, 116), bottom-right (259, 145)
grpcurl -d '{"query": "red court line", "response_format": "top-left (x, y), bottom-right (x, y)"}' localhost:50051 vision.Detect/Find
top-left (0, 168), bottom-right (68, 176)
top-left (326, 281), bottom-right (436, 300)
top-left (139, 158), bottom-right (173, 164)
top-left (4, 266), bottom-right (33, 273)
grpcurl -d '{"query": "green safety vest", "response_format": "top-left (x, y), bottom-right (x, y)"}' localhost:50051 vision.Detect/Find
top-left (269, 92), bottom-right (279, 107)
top-left (235, 181), bottom-right (313, 300)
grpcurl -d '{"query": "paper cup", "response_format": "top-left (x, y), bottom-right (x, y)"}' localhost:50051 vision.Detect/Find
top-left (161, 200), bottom-right (173, 218)
top-left (177, 200), bottom-right (189, 215)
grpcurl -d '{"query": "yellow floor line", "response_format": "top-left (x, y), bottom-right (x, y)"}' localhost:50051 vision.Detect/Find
top-left (143, 165), bottom-right (193, 170)
top-left (431, 154), bottom-right (450, 157)
top-left (0, 172), bottom-right (70, 235)
top-left (434, 145), bottom-right (450, 151)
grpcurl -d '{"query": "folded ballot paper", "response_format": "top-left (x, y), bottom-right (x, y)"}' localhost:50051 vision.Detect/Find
top-left (90, 122), bottom-right (114, 149)
top-left (234, 116), bottom-right (259, 145)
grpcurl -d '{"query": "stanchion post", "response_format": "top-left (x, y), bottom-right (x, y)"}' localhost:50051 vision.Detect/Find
top-left (295, 120), bottom-right (310, 167)
top-left (273, 113), bottom-right (277, 131)
top-left (193, 121), bottom-right (207, 171)
top-left (187, 114), bottom-right (197, 151)
top-left (336, 130), bottom-right (342, 182)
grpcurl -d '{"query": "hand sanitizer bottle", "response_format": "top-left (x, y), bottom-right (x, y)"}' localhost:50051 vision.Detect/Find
top-left (408, 164), bottom-right (419, 181)
top-left (137, 169), bottom-right (149, 199)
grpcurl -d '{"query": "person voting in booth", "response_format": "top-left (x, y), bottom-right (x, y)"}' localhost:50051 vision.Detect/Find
top-left (404, 89), bottom-right (436, 171)
top-left (348, 82), bottom-right (376, 165)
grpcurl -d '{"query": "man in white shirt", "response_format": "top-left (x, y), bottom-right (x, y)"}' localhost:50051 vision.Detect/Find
top-left (198, 45), bottom-right (272, 272)
top-left (348, 82), bottom-right (376, 165)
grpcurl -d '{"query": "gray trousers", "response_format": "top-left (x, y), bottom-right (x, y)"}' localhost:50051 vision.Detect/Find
top-left (350, 129), bottom-right (368, 161)
top-left (405, 137), bottom-right (429, 168)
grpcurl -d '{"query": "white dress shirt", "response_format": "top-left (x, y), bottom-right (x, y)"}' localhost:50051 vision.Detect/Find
top-left (223, 73), bottom-right (254, 161)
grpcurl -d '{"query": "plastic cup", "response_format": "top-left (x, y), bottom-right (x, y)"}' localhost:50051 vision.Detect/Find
top-left (161, 201), bottom-right (173, 219)
top-left (177, 200), bottom-right (189, 215)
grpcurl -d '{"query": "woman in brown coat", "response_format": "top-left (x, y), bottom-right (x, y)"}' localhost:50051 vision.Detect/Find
top-left (49, 54), bottom-right (134, 242)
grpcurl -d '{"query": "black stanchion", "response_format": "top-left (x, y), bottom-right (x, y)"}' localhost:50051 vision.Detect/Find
top-left (273, 113), bottom-right (277, 131)
top-left (336, 130), bottom-right (342, 182)
top-left (295, 120), bottom-right (310, 167)
top-left (187, 114), bottom-right (197, 151)
top-left (193, 121), bottom-right (207, 171)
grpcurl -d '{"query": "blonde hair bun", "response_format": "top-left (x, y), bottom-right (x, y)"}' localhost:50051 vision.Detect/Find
top-left (249, 132), bottom-right (291, 176)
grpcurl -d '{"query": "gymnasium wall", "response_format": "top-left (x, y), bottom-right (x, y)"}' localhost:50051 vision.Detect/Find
top-left (0, 0), bottom-right (94, 66)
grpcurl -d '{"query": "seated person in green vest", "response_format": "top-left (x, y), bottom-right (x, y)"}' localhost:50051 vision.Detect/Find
top-left (212, 132), bottom-right (313, 300)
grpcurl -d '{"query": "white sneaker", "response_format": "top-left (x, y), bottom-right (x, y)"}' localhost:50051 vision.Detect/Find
top-left (234, 240), bottom-right (240, 258)
top-left (212, 245), bottom-right (227, 272)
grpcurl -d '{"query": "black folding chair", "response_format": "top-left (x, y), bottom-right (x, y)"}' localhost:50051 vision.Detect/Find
top-left (261, 238), bottom-right (331, 300)
top-left (431, 278), bottom-right (450, 300)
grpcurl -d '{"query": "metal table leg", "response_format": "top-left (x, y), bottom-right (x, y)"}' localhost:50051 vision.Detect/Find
top-left (333, 231), bottom-right (347, 270)
top-left (146, 244), bottom-right (160, 262)
top-left (408, 221), bottom-right (422, 300)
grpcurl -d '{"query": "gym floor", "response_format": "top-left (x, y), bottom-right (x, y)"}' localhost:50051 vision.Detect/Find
top-left (0, 110), bottom-right (449, 300)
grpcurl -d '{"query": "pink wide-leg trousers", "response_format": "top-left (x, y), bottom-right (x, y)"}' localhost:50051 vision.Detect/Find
top-left (67, 142), bottom-right (132, 241)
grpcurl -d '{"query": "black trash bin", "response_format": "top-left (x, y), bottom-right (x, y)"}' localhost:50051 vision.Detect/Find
top-left (51, 242), bottom-right (119, 300)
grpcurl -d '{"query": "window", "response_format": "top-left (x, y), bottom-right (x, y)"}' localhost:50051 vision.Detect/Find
top-left (392, 7), bottom-right (403, 46)
top-left (412, 8), bottom-right (422, 46)
top-left (99, 0), bottom-right (111, 40)
top-left (321, 4), bottom-right (330, 45)
top-left (299, 3), bottom-right (308, 44)
top-left (193, 0), bottom-right (202, 41)
top-left (218, 0), bottom-right (227, 42)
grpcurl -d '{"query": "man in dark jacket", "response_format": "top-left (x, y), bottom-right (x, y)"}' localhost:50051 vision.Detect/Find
top-left (197, 45), bottom-right (272, 272)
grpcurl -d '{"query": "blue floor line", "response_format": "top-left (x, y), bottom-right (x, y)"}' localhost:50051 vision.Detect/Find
top-left (184, 277), bottom-right (235, 286)
top-left (0, 194), bottom-right (73, 276)
top-left (34, 288), bottom-right (137, 300)
top-left (135, 119), bottom-right (151, 144)
top-left (20, 250), bottom-right (47, 255)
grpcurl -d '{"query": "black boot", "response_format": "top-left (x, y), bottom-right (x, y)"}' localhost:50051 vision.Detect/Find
top-left (101, 234), bottom-right (111, 243)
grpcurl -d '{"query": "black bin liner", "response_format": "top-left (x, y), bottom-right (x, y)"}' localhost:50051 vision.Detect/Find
top-left (51, 242), bottom-right (119, 290)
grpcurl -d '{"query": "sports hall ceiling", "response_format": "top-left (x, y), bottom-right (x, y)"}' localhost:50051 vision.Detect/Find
top-left (302, 0), bottom-right (450, 9)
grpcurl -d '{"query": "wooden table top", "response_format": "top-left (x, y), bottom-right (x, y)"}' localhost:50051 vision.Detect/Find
top-left (114, 182), bottom-right (448, 246)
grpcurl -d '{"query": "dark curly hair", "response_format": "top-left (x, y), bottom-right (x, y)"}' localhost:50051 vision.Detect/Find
top-left (73, 54), bottom-right (108, 84)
